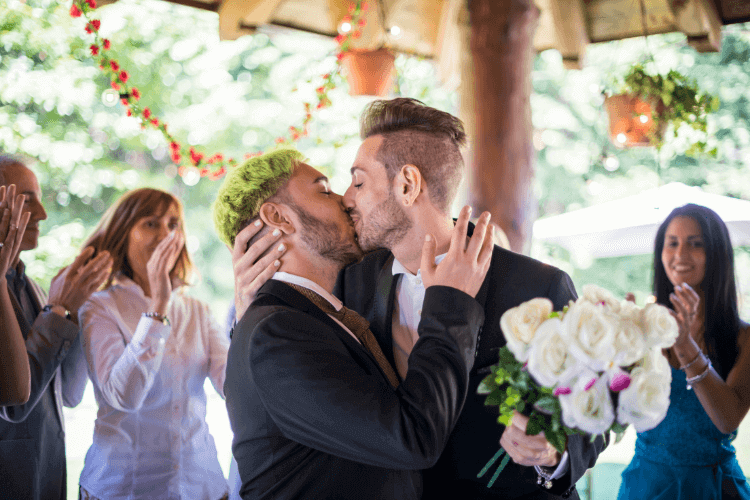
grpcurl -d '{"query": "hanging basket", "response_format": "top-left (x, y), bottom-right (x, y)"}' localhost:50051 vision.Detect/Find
top-left (341, 48), bottom-right (395, 97)
top-left (604, 94), bottom-right (666, 148)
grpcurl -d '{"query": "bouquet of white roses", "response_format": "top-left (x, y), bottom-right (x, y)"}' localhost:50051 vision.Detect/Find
top-left (477, 285), bottom-right (678, 487)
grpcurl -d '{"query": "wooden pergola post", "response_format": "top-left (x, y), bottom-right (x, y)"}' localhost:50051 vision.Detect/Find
top-left (467, 0), bottom-right (540, 253)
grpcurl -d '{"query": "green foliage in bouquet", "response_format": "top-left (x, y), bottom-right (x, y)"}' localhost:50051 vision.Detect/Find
top-left (619, 64), bottom-right (720, 156)
top-left (479, 347), bottom-right (574, 454)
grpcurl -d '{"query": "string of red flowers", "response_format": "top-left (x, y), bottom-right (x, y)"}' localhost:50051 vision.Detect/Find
top-left (70, 0), bottom-right (367, 181)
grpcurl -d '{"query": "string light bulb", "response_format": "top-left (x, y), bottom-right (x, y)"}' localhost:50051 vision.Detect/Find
top-left (101, 88), bottom-right (119, 107)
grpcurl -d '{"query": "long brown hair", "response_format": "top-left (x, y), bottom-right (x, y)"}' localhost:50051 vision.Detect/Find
top-left (84, 188), bottom-right (194, 289)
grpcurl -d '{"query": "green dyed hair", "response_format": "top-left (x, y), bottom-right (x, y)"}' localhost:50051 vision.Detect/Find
top-left (213, 148), bottom-right (303, 246)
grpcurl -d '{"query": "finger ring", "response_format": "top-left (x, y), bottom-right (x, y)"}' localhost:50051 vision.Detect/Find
top-left (0, 243), bottom-right (4, 249)
top-left (9, 224), bottom-right (16, 230)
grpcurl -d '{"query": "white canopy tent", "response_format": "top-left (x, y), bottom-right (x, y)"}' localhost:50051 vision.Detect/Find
top-left (533, 182), bottom-right (750, 258)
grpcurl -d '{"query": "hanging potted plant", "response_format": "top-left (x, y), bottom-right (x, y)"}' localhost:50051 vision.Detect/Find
top-left (605, 64), bottom-right (719, 156)
top-left (340, 47), bottom-right (395, 97)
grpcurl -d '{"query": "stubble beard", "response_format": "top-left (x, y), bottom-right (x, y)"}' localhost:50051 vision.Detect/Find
top-left (292, 205), bottom-right (364, 267)
top-left (356, 189), bottom-right (412, 253)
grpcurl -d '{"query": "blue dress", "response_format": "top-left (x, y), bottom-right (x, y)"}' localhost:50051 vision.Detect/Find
top-left (618, 367), bottom-right (750, 499)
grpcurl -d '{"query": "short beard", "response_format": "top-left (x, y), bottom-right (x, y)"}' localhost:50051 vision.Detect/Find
top-left (292, 204), bottom-right (363, 267)
top-left (357, 189), bottom-right (412, 252)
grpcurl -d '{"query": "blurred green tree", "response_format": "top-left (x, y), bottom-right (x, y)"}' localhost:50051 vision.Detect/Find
top-left (0, 0), bottom-right (453, 317)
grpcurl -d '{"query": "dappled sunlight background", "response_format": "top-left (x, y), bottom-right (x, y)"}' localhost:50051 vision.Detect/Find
top-left (2, 0), bottom-right (750, 498)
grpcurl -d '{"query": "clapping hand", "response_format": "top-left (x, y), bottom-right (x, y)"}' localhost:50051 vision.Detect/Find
top-left (146, 230), bottom-right (184, 315)
top-left (669, 282), bottom-right (702, 349)
top-left (0, 185), bottom-right (31, 275)
top-left (231, 221), bottom-right (287, 321)
top-left (48, 246), bottom-right (113, 323)
top-left (420, 206), bottom-right (494, 298)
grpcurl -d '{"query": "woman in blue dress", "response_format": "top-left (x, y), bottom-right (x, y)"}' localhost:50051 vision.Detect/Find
top-left (618, 204), bottom-right (750, 499)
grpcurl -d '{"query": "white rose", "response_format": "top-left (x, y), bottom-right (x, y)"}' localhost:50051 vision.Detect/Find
top-left (616, 366), bottom-right (672, 432)
top-left (580, 284), bottom-right (621, 314)
top-left (500, 298), bottom-right (553, 362)
top-left (527, 318), bottom-right (583, 387)
top-left (635, 347), bottom-right (671, 375)
top-left (641, 303), bottom-right (678, 349)
top-left (612, 300), bottom-right (647, 367)
top-left (559, 373), bottom-right (615, 435)
top-left (562, 301), bottom-right (617, 372)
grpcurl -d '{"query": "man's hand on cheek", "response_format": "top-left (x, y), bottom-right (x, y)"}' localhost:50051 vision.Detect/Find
top-left (232, 220), bottom-right (287, 321)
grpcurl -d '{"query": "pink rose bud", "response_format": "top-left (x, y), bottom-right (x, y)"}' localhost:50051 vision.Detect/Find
top-left (610, 373), bottom-right (632, 392)
top-left (584, 377), bottom-right (597, 391)
top-left (553, 387), bottom-right (572, 397)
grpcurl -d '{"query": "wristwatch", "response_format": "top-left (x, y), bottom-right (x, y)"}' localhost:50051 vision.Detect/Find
top-left (42, 304), bottom-right (71, 321)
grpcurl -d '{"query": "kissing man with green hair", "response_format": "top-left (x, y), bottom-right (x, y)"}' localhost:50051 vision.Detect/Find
top-left (214, 148), bottom-right (492, 500)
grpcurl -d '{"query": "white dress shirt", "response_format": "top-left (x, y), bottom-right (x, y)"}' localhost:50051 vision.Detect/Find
top-left (390, 256), bottom-right (569, 480)
top-left (78, 275), bottom-right (229, 500)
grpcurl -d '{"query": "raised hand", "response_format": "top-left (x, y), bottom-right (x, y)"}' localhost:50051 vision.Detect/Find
top-left (232, 220), bottom-right (287, 321)
top-left (669, 282), bottom-right (702, 349)
top-left (146, 230), bottom-right (184, 315)
top-left (420, 206), bottom-right (494, 298)
top-left (0, 184), bottom-right (31, 275)
top-left (48, 246), bottom-right (113, 323)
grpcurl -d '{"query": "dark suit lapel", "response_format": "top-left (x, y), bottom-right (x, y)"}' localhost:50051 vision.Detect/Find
top-left (260, 279), bottom-right (393, 385)
top-left (369, 255), bottom-right (401, 369)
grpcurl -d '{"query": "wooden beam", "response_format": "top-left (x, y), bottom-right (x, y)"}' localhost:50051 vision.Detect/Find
top-left (468, 0), bottom-right (540, 253)
top-left (218, 0), bottom-right (284, 40)
top-left (546, 0), bottom-right (589, 69)
top-left (670, 0), bottom-right (723, 52)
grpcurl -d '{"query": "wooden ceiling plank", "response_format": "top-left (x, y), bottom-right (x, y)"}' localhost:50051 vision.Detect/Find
top-left (218, 0), bottom-right (285, 40)
top-left (546, 0), bottom-right (589, 69)
top-left (671, 0), bottom-right (723, 52)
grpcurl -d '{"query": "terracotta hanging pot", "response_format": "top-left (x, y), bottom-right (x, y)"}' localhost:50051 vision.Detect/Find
top-left (341, 48), bottom-right (395, 97)
top-left (605, 94), bottom-right (666, 148)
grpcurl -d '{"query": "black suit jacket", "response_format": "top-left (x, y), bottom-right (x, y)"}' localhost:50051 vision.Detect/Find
top-left (0, 271), bottom-right (84, 500)
top-left (225, 279), bottom-right (484, 500)
top-left (336, 245), bottom-right (607, 499)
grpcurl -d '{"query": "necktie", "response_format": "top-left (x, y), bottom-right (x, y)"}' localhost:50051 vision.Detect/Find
top-left (286, 283), bottom-right (401, 389)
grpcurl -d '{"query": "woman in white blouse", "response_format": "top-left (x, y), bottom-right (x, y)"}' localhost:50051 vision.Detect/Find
top-left (77, 188), bottom-right (229, 500)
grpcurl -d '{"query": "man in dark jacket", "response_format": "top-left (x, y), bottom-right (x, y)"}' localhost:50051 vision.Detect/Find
top-left (0, 155), bottom-right (112, 500)
top-left (215, 149), bottom-right (494, 499)
top-left (238, 98), bottom-right (607, 499)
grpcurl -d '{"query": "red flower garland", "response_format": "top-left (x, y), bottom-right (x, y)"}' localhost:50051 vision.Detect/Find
top-left (70, 0), bottom-right (367, 181)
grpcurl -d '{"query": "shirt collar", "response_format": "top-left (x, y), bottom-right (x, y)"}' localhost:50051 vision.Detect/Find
top-left (273, 272), bottom-right (343, 311)
top-left (391, 252), bottom-right (448, 278)
top-left (112, 273), bottom-right (147, 297)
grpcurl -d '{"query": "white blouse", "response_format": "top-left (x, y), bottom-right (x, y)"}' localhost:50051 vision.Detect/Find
top-left (78, 275), bottom-right (229, 500)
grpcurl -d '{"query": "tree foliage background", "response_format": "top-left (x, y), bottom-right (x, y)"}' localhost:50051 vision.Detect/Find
top-left (0, 0), bottom-right (454, 318)
top-left (2, 0), bottom-right (750, 318)
top-left (2, 0), bottom-right (750, 496)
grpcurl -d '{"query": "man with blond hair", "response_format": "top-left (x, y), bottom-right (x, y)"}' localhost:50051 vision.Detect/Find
top-left (214, 148), bottom-right (494, 500)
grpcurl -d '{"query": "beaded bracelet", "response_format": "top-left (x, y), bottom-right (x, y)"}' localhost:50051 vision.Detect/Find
top-left (686, 358), bottom-right (712, 390)
top-left (680, 351), bottom-right (704, 371)
top-left (143, 312), bottom-right (171, 326)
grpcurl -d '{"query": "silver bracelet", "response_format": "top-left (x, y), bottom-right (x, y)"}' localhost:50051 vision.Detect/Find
top-left (535, 465), bottom-right (554, 489)
top-left (686, 358), bottom-right (712, 390)
top-left (680, 351), bottom-right (704, 371)
top-left (143, 312), bottom-right (170, 326)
